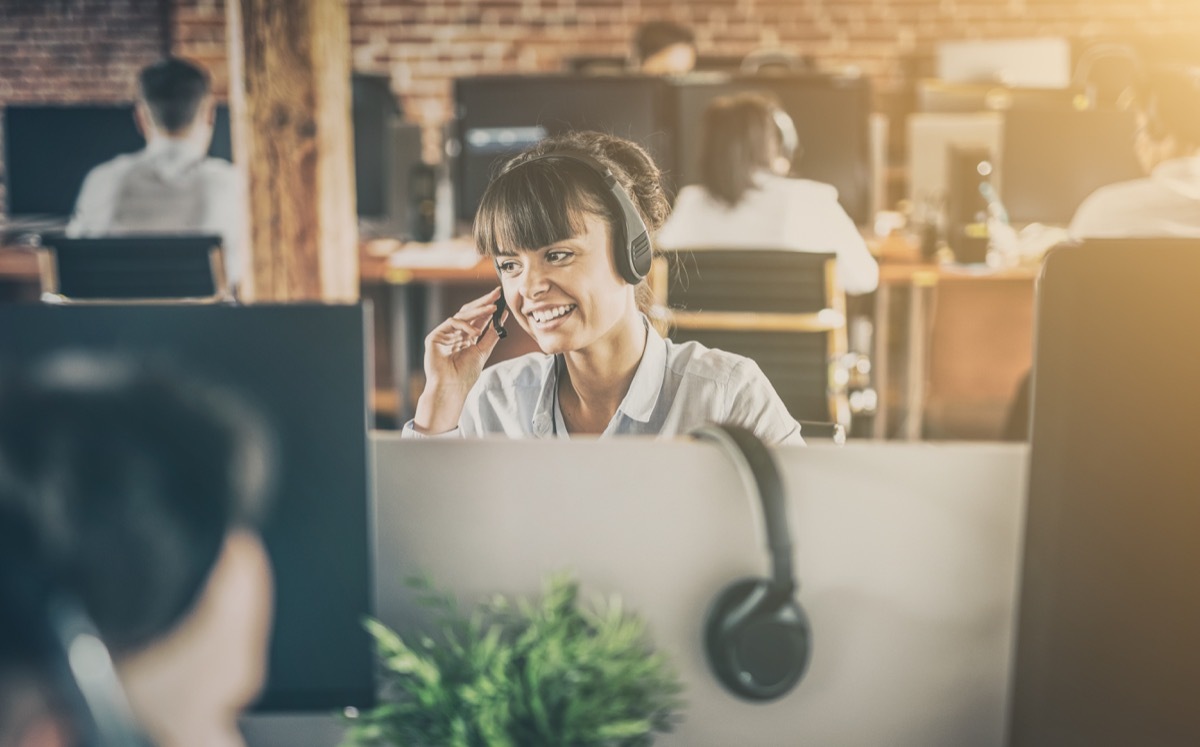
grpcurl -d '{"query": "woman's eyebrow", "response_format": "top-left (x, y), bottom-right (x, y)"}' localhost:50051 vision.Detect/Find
top-left (543, 238), bottom-right (585, 251)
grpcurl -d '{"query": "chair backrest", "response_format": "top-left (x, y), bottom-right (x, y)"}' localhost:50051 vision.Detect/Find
top-left (1010, 238), bottom-right (1200, 745)
top-left (37, 235), bottom-right (228, 303)
top-left (659, 249), bottom-right (848, 425)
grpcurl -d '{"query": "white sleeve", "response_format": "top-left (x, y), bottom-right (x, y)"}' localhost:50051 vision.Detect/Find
top-left (723, 358), bottom-right (805, 446)
top-left (813, 193), bottom-right (878, 295)
top-left (656, 187), bottom-right (703, 250)
top-left (66, 167), bottom-right (110, 237)
top-left (400, 421), bottom-right (463, 439)
top-left (1068, 188), bottom-right (1120, 239)
top-left (206, 165), bottom-right (246, 290)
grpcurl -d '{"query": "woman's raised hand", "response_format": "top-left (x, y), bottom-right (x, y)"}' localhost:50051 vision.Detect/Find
top-left (412, 287), bottom-right (507, 434)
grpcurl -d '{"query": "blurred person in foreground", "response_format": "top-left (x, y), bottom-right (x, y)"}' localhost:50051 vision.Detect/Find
top-left (0, 354), bottom-right (274, 747)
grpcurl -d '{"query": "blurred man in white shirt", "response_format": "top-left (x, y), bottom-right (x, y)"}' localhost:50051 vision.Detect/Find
top-left (67, 58), bottom-right (244, 293)
top-left (1069, 64), bottom-right (1200, 239)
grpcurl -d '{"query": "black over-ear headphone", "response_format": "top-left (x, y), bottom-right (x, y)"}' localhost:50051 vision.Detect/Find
top-left (504, 151), bottom-right (653, 285)
top-left (479, 150), bottom-right (655, 342)
top-left (0, 510), bottom-right (150, 747)
top-left (691, 423), bottom-right (812, 702)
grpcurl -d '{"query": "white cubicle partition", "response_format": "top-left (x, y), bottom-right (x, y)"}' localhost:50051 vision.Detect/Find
top-left (245, 437), bottom-right (1027, 747)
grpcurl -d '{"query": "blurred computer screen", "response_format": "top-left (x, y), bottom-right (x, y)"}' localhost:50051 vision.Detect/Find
top-left (0, 303), bottom-right (376, 712)
top-left (999, 108), bottom-right (1142, 226)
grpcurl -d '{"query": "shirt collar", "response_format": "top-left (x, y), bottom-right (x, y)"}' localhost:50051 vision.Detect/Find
top-left (528, 315), bottom-right (666, 435)
top-left (144, 136), bottom-right (207, 162)
top-left (618, 315), bottom-right (666, 423)
top-left (530, 354), bottom-right (559, 437)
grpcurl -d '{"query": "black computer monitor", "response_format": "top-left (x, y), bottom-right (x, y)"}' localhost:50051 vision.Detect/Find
top-left (0, 303), bottom-right (375, 712)
top-left (4, 73), bottom-right (398, 221)
top-left (1010, 240), bottom-right (1200, 745)
top-left (668, 72), bottom-right (874, 226)
top-left (999, 108), bottom-right (1143, 226)
top-left (352, 73), bottom-right (402, 219)
top-left (2, 104), bottom-right (232, 219)
top-left (453, 74), bottom-right (673, 224)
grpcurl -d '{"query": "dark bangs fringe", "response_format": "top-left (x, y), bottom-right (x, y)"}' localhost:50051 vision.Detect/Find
top-left (474, 159), bottom-right (609, 258)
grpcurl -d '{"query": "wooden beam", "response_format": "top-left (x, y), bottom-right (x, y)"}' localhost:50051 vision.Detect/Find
top-left (226, 0), bottom-right (358, 301)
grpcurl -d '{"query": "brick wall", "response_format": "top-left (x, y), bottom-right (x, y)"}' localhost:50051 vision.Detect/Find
top-left (3, 0), bottom-right (1200, 205)
top-left (0, 0), bottom-right (165, 103)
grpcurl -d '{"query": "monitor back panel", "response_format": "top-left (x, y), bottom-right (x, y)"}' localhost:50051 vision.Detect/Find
top-left (998, 109), bottom-right (1142, 226)
top-left (1010, 240), bottom-right (1200, 745)
top-left (453, 75), bottom-right (672, 223)
top-left (0, 303), bottom-right (375, 711)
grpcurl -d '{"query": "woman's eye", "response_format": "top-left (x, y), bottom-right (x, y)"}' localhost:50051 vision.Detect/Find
top-left (547, 251), bottom-right (572, 263)
top-left (498, 260), bottom-right (520, 275)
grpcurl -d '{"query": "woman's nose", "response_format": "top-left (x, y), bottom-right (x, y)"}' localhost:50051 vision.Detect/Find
top-left (519, 262), bottom-right (550, 298)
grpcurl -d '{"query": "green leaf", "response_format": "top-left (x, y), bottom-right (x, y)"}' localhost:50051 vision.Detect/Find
top-left (341, 571), bottom-right (685, 747)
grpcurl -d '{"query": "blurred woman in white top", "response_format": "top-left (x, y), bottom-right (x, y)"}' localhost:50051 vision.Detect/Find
top-left (657, 92), bottom-right (879, 295)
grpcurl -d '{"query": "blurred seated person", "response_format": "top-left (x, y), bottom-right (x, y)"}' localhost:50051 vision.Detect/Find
top-left (1006, 63), bottom-right (1200, 441)
top-left (0, 354), bottom-right (273, 747)
top-left (1069, 64), bottom-right (1200, 238)
top-left (657, 92), bottom-right (879, 295)
top-left (67, 57), bottom-right (245, 293)
top-left (633, 21), bottom-right (696, 76)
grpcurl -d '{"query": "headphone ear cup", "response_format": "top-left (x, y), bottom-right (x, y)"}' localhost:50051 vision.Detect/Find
top-left (704, 577), bottom-right (811, 702)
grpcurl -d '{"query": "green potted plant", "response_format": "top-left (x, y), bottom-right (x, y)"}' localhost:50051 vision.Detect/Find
top-left (342, 572), bottom-right (684, 747)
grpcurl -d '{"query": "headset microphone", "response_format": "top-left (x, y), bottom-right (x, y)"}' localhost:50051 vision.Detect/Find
top-left (692, 423), bottom-right (812, 702)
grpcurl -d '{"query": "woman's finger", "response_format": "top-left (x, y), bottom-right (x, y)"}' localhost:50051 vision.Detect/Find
top-left (454, 287), bottom-right (503, 318)
top-left (431, 318), bottom-right (481, 344)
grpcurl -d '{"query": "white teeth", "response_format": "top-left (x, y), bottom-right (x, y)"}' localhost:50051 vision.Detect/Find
top-left (530, 304), bottom-right (575, 323)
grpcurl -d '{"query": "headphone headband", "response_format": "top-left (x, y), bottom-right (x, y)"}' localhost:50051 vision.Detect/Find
top-left (692, 422), bottom-right (811, 702)
top-left (692, 423), bottom-right (796, 590)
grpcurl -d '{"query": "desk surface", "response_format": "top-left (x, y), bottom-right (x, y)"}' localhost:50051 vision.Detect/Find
top-left (879, 261), bottom-right (1040, 285)
top-left (6, 235), bottom-right (1042, 289)
top-left (0, 239), bottom-right (495, 286)
top-left (0, 245), bottom-right (37, 280)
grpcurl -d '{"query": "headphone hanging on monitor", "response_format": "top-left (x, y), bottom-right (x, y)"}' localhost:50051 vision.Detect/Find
top-left (501, 151), bottom-right (653, 285)
top-left (691, 423), bottom-right (812, 702)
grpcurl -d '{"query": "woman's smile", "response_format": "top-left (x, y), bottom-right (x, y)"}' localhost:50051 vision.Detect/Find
top-left (527, 302), bottom-right (578, 327)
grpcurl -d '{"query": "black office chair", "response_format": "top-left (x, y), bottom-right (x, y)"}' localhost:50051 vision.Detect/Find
top-left (1010, 238), bottom-right (1200, 744)
top-left (36, 235), bottom-right (230, 303)
top-left (656, 249), bottom-right (853, 427)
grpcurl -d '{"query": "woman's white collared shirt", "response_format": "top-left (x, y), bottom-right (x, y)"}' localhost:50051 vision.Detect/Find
top-left (403, 319), bottom-right (803, 444)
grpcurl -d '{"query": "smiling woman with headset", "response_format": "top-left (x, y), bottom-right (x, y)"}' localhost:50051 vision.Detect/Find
top-left (656, 92), bottom-right (879, 296)
top-left (0, 354), bottom-right (274, 747)
top-left (404, 131), bottom-right (802, 443)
